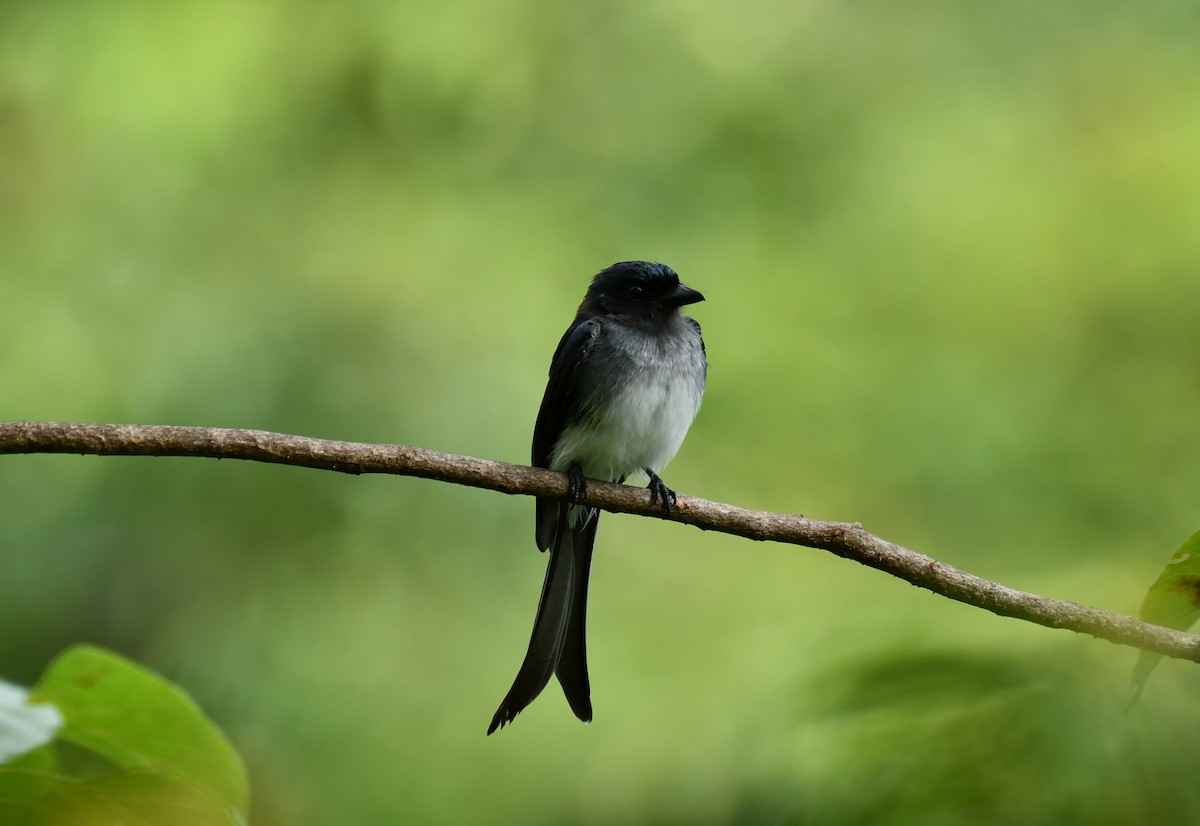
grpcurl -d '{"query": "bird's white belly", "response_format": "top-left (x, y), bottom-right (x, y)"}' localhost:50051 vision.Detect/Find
top-left (551, 359), bottom-right (702, 483)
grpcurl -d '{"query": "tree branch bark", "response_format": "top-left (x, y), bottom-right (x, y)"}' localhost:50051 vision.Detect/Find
top-left (2, 420), bottom-right (1194, 664)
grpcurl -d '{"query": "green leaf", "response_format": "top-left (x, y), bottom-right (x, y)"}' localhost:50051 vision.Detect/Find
top-left (1130, 529), bottom-right (1200, 704)
top-left (32, 772), bottom-right (247, 826)
top-left (0, 744), bottom-right (61, 822)
top-left (27, 645), bottom-right (248, 818)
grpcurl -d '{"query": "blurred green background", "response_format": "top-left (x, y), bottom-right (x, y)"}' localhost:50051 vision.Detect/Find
top-left (4, 0), bottom-right (1200, 823)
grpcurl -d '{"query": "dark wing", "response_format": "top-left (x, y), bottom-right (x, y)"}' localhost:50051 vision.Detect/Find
top-left (532, 318), bottom-right (602, 551)
top-left (532, 317), bottom-right (603, 469)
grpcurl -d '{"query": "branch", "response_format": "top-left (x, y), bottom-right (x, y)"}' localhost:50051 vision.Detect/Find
top-left (3, 420), bottom-right (1195, 663)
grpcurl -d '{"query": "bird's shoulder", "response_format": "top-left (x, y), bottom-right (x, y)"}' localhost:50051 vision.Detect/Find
top-left (548, 316), bottom-right (604, 376)
top-left (684, 315), bottom-right (705, 354)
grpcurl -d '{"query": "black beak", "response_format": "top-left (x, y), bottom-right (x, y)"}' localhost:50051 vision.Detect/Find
top-left (664, 284), bottom-right (705, 308)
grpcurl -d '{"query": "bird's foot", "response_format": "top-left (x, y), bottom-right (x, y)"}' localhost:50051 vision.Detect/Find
top-left (645, 470), bottom-right (677, 514)
top-left (567, 464), bottom-right (588, 505)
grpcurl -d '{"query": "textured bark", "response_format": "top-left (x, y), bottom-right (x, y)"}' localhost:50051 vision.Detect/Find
top-left (2, 420), bottom-right (1195, 663)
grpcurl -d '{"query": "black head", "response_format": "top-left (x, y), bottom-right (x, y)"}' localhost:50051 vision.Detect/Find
top-left (583, 261), bottom-right (704, 319)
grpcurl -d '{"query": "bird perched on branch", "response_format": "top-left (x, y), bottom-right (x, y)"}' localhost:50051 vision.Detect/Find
top-left (488, 261), bottom-right (707, 734)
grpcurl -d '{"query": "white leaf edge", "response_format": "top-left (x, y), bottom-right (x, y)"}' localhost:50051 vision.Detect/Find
top-left (0, 679), bottom-right (63, 762)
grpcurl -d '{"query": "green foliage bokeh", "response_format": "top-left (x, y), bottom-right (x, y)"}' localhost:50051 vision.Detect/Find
top-left (3, 1), bottom-right (1200, 823)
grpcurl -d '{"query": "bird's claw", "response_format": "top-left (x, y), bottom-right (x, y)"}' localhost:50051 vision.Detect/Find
top-left (567, 465), bottom-right (588, 505)
top-left (646, 470), bottom-right (677, 514)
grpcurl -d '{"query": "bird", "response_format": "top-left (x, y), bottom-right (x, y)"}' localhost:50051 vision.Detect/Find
top-left (487, 261), bottom-right (707, 734)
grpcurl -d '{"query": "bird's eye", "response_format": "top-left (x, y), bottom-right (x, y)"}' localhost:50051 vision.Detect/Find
top-left (627, 284), bottom-right (645, 300)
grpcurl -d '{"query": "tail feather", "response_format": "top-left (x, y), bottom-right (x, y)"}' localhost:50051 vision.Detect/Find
top-left (488, 505), bottom-right (596, 734)
top-left (554, 513), bottom-right (598, 723)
